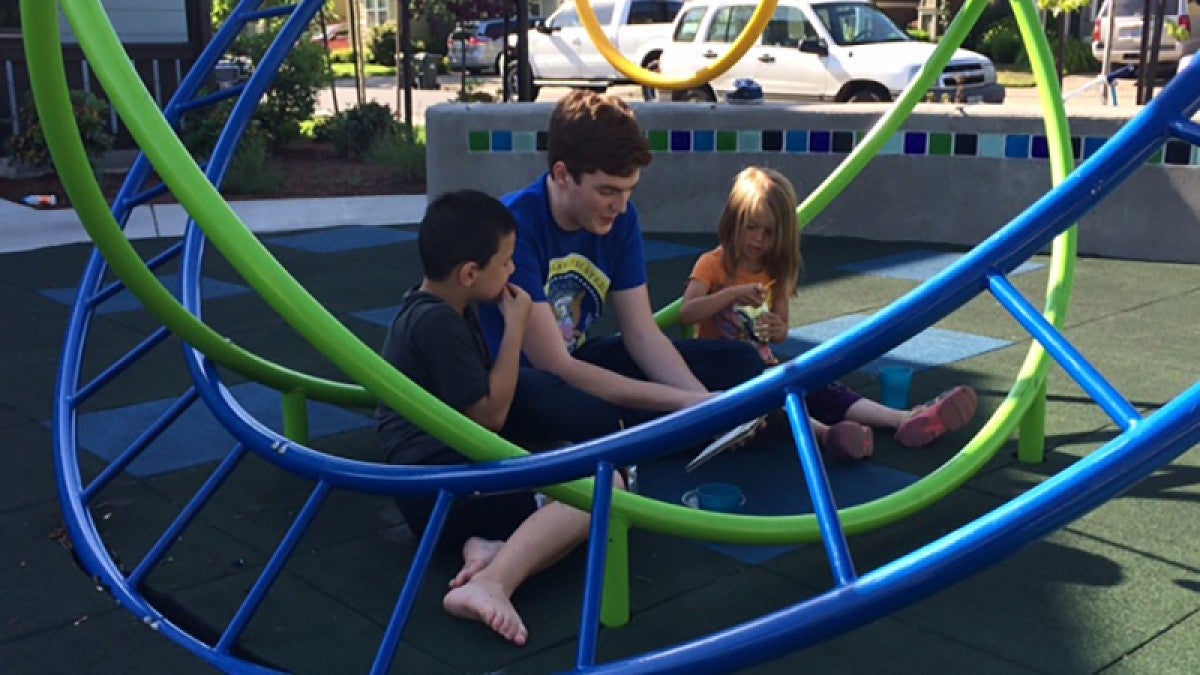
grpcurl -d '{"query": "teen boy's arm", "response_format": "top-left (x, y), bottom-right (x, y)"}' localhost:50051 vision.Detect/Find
top-left (609, 285), bottom-right (708, 392)
top-left (521, 299), bottom-right (711, 412)
top-left (465, 283), bottom-right (531, 431)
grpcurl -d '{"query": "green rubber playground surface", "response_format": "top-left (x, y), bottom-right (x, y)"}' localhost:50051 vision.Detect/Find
top-left (2, 227), bottom-right (1199, 673)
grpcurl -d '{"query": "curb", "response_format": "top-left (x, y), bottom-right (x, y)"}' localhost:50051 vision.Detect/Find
top-left (0, 194), bottom-right (428, 254)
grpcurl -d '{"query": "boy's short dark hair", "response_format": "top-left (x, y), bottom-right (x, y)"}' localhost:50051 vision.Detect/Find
top-left (419, 190), bottom-right (517, 281)
top-left (547, 89), bottom-right (652, 182)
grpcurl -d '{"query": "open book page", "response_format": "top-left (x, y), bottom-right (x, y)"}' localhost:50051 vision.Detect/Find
top-left (685, 415), bottom-right (767, 473)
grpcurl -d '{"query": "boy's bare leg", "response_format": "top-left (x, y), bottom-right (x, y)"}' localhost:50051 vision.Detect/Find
top-left (449, 537), bottom-right (505, 588)
top-left (442, 501), bottom-right (590, 645)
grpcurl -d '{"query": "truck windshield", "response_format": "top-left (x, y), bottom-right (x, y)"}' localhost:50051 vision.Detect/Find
top-left (812, 2), bottom-right (909, 46)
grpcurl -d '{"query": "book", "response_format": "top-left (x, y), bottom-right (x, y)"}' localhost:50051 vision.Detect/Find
top-left (685, 415), bottom-right (766, 473)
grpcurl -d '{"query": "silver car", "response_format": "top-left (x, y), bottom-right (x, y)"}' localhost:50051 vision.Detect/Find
top-left (448, 17), bottom-right (541, 74)
top-left (1092, 0), bottom-right (1199, 75)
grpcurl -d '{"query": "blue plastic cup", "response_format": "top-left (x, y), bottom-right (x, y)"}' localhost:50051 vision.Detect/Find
top-left (879, 365), bottom-right (914, 410)
top-left (696, 482), bottom-right (745, 512)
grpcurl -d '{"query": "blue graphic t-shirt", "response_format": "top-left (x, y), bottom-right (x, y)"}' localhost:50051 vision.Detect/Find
top-left (479, 172), bottom-right (647, 356)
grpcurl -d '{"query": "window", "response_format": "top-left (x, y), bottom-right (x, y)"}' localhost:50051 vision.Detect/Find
top-left (1, 0), bottom-right (19, 33)
top-left (705, 4), bottom-right (756, 43)
top-left (628, 1), bottom-right (683, 24)
top-left (762, 6), bottom-right (811, 47)
top-left (673, 6), bottom-right (707, 42)
top-left (364, 0), bottom-right (390, 27)
top-left (549, 4), bottom-right (614, 29)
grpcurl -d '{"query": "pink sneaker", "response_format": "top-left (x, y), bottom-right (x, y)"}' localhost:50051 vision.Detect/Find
top-left (894, 385), bottom-right (978, 448)
top-left (822, 421), bottom-right (874, 461)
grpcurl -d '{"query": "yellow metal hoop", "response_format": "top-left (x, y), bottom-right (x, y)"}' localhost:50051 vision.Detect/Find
top-left (575, 0), bottom-right (779, 90)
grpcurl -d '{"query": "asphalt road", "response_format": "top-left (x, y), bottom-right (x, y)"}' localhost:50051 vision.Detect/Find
top-left (314, 71), bottom-right (1153, 127)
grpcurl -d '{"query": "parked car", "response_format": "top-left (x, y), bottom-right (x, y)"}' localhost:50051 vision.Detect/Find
top-left (1092, 0), bottom-right (1200, 76)
top-left (658, 0), bottom-right (1004, 103)
top-left (506, 0), bottom-right (683, 100)
top-left (448, 17), bottom-right (542, 74)
top-left (311, 23), bottom-right (350, 51)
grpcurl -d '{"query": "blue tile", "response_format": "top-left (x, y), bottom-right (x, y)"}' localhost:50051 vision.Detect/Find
top-left (1083, 136), bottom-right (1106, 159)
top-left (693, 129), bottom-right (715, 152)
top-left (809, 130), bottom-right (831, 153)
top-left (638, 435), bottom-right (918, 564)
top-left (265, 226), bottom-right (417, 253)
top-left (1031, 135), bottom-right (1049, 159)
top-left (63, 382), bottom-right (373, 477)
top-left (352, 305), bottom-right (400, 328)
top-left (670, 129), bottom-right (692, 152)
top-left (785, 129), bottom-right (808, 152)
top-left (903, 131), bottom-right (926, 155)
top-left (775, 313), bottom-right (1012, 374)
top-left (642, 238), bottom-right (704, 263)
top-left (491, 130), bottom-right (513, 152)
top-left (40, 274), bottom-right (251, 314)
top-left (838, 249), bottom-right (1045, 282)
top-left (1005, 134), bottom-right (1030, 159)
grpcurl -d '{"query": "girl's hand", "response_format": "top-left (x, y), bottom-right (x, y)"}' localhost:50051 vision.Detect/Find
top-left (755, 312), bottom-right (787, 343)
top-left (724, 283), bottom-right (767, 307)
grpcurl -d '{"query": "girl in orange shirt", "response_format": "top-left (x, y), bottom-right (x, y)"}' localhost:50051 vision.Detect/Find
top-left (680, 167), bottom-right (977, 459)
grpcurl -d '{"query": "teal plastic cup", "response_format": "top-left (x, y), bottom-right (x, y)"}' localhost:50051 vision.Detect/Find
top-left (696, 482), bottom-right (745, 512)
top-left (879, 365), bottom-right (914, 409)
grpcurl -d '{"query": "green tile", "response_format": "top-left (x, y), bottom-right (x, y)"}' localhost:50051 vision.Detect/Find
top-left (929, 132), bottom-right (952, 156)
top-left (467, 130), bottom-right (489, 152)
top-left (1149, 146), bottom-right (1164, 164)
top-left (647, 129), bottom-right (669, 152)
top-left (716, 130), bottom-right (738, 152)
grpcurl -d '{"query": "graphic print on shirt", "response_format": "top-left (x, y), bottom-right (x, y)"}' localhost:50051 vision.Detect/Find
top-left (546, 253), bottom-right (610, 352)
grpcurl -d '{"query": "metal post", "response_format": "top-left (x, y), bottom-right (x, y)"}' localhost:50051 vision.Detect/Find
top-left (399, 0), bottom-right (413, 133)
top-left (517, 0), bottom-right (531, 101)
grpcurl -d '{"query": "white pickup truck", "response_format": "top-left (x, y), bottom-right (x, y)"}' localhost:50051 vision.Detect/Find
top-left (659, 0), bottom-right (1005, 103)
top-left (506, 0), bottom-right (683, 100)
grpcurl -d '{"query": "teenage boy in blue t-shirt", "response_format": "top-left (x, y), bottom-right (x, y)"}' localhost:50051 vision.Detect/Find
top-left (478, 90), bottom-right (765, 441)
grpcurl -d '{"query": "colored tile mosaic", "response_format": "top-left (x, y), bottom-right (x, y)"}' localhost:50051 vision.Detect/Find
top-left (464, 129), bottom-right (1200, 166)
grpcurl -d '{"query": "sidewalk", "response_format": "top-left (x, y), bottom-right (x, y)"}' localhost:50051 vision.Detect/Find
top-left (0, 194), bottom-right (427, 254)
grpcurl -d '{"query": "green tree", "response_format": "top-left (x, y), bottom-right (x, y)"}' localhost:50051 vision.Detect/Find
top-left (1036, 0), bottom-right (1091, 79)
top-left (209, 0), bottom-right (333, 147)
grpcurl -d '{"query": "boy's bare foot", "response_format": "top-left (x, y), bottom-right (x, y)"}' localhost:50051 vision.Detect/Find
top-left (444, 579), bottom-right (529, 646)
top-left (449, 537), bottom-right (504, 588)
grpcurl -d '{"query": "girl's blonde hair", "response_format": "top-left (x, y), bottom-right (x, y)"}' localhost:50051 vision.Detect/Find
top-left (716, 166), bottom-right (802, 297)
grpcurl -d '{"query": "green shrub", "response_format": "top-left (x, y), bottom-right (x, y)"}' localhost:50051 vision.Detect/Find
top-left (1015, 37), bottom-right (1100, 74)
top-left (4, 90), bottom-right (113, 172)
top-left (177, 98), bottom-right (274, 165)
top-left (222, 133), bottom-right (284, 195)
top-left (978, 17), bottom-right (1024, 65)
top-left (327, 102), bottom-right (402, 159)
top-left (327, 47), bottom-right (359, 64)
top-left (906, 27), bottom-right (930, 42)
top-left (303, 113), bottom-right (340, 143)
top-left (221, 22), bottom-right (326, 149)
top-left (372, 22), bottom-right (398, 66)
top-left (363, 128), bottom-right (426, 182)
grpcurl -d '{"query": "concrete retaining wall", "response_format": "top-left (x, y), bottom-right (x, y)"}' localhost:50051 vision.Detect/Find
top-left (426, 101), bottom-right (1200, 264)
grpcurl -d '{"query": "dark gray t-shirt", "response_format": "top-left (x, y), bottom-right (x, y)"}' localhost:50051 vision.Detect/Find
top-left (376, 289), bottom-right (492, 465)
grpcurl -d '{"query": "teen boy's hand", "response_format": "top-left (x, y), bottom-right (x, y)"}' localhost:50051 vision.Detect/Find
top-left (498, 282), bottom-right (532, 328)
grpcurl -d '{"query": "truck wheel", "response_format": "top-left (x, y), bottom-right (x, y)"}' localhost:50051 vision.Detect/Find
top-left (846, 87), bottom-right (888, 103)
top-left (505, 62), bottom-right (541, 101)
top-left (677, 86), bottom-right (716, 102)
top-left (642, 53), bottom-right (661, 102)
